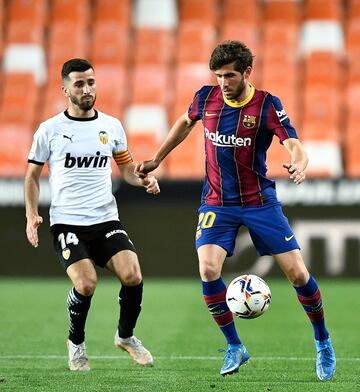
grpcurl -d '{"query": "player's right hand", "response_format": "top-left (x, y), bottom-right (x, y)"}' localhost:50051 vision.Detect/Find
top-left (135, 160), bottom-right (159, 178)
top-left (26, 215), bottom-right (43, 248)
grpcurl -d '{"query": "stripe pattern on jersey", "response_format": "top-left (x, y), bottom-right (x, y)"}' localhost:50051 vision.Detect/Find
top-left (113, 149), bottom-right (133, 166)
top-left (188, 85), bottom-right (298, 207)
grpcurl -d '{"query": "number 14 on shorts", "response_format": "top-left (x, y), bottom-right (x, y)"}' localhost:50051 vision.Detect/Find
top-left (58, 232), bottom-right (79, 260)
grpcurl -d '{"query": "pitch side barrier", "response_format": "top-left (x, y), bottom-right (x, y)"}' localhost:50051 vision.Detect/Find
top-left (0, 179), bottom-right (359, 277)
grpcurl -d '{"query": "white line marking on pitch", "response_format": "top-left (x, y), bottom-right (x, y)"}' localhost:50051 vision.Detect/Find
top-left (0, 355), bottom-right (359, 361)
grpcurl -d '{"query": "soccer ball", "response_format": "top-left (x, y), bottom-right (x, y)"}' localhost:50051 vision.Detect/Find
top-left (226, 274), bottom-right (271, 319)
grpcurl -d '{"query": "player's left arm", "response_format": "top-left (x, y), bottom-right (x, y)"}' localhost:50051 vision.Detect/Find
top-left (118, 161), bottom-right (160, 195)
top-left (282, 138), bottom-right (309, 185)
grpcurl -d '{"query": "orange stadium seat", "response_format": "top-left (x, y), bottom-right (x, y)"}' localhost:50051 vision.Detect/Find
top-left (127, 133), bottom-right (161, 165)
top-left (47, 23), bottom-right (88, 72)
top-left (262, 24), bottom-right (299, 59)
top-left (304, 52), bottom-right (342, 87)
top-left (6, 0), bottom-right (47, 44)
top-left (264, 0), bottom-right (300, 24)
top-left (179, 0), bottom-right (218, 26)
top-left (344, 124), bottom-right (360, 177)
top-left (261, 3), bottom-right (300, 128)
top-left (0, 0), bottom-right (4, 57)
top-left (301, 52), bottom-right (342, 142)
top-left (220, 0), bottom-right (261, 85)
top-left (177, 23), bottom-right (217, 64)
top-left (222, 0), bottom-right (259, 25)
top-left (346, 0), bottom-right (360, 60)
top-left (93, 0), bottom-right (131, 27)
top-left (41, 80), bottom-right (67, 121)
top-left (92, 23), bottom-right (129, 66)
top-left (302, 52), bottom-right (342, 141)
top-left (302, 88), bottom-right (340, 141)
top-left (94, 65), bottom-right (126, 118)
top-left (172, 63), bottom-right (214, 121)
top-left (131, 64), bottom-right (171, 107)
top-left (124, 104), bottom-right (168, 177)
top-left (0, 73), bottom-right (38, 126)
top-left (345, 58), bottom-right (360, 119)
top-left (50, 0), bottom-right (89, 24)
top-left (166, 122), bottom-right (205, 179)
top-left (304, 0), bottom-right (343, 20)
top-left (346, 22), bottom-right (360, 60)
top-left (133, 28), bottom-right (175, 66)
top-left (0, 124), bottom-right (33, 177)
top-left (266, 140), bottom-right (290, 179)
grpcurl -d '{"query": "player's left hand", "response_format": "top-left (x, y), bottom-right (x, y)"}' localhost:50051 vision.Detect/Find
top-left (140, 175), bottom-right (160, 195)
top-left (283, 163), bottom-right (306, 185)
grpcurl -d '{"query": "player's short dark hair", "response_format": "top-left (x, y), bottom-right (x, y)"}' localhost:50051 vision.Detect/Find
top-left (61, 58), bottom-right (94, 80)
top-left (209, 40), bottom-right (254, 73)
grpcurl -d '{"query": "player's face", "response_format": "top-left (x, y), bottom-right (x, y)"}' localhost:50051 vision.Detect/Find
top-left (64, 69), bottom-right (97, 111)
top-left (214, 62), bottom-right (250, 101)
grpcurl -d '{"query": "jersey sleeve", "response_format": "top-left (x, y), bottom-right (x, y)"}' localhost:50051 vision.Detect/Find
top-left (267, 95), bottom-right (298, 143)
top-left (112, 119), bottom-right (133, 165)
top-left (188, 90), bottom-right (201, 121)
top-left (27, 123), bottom-right (50, 165)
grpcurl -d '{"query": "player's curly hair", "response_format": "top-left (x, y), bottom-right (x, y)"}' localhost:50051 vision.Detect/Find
top-left (209, 41), bottom-right (254, 73)
top-left (61, 58), bottom-right (93, 80)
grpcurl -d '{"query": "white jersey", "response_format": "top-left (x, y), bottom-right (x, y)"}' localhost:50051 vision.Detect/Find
top-left (28, 110), bottom-right (133, 226)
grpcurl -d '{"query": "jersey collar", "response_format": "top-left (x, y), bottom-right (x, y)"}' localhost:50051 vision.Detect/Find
top-left (223, 84), bottom-right (255, 108)
top-left (64, 109), bottom-right (98, 121)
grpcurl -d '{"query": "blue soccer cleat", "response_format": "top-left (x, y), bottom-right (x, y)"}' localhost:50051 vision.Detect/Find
top-left (219, 343), bottom-right (250, 376)
top-left (315, 337), bottom-right (336, 381)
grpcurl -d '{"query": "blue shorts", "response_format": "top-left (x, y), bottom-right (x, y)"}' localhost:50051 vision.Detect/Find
top-left (195, 202), bottom-right (300, 257)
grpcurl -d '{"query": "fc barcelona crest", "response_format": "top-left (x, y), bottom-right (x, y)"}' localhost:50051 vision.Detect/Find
top-left (243, 115), bottom-right (256, 129)
top-left (99, 131), bottom-right (109, 144)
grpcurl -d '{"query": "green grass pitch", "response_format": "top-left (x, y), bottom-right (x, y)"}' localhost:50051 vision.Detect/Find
top-left (0, 278), bottom-right (359, 391)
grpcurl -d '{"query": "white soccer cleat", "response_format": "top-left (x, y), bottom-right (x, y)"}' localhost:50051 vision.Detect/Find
top-left (114, 331), bottom-right (154, 366)
top-left (67, 339), bottom-right (90, 371)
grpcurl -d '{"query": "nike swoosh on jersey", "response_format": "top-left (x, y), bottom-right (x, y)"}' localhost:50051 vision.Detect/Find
top-left (205, 111), bottom-right (217, 117)
top-left (285, 235), bottom-right (295, 241)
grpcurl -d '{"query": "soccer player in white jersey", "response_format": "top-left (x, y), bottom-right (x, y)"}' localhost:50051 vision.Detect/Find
top-left (24, 58), bottom-right (159, 372)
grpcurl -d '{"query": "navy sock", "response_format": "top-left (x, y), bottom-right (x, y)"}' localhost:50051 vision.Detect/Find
top-left (202, 277), bottom-right (241, 345)
top-left (294, 275), bottom-right (329, 341)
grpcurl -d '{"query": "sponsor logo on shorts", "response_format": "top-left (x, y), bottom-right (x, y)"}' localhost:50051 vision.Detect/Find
top-left (105, 229), bottom-right (128, 239)
top-left (285, 234), bottom-right (295, 241)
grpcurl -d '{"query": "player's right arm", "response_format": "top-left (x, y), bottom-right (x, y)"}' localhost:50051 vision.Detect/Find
top-left (135, 112), bottom-right (197, 176)
top-left (24, 163), bottom-right (44, 247)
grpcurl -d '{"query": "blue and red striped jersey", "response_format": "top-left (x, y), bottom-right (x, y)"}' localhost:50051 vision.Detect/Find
top-left (188, 85), bottom-right (298, 206)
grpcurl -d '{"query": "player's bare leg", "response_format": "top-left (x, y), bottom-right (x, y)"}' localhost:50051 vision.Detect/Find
top-left (108, 250), bottom-right (153, 366)
top-left (275, 250), bottom-right (336, 380)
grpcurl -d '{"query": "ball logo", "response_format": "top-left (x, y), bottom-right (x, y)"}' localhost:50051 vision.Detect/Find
top-left (99, 131), bottom-right (109, 144)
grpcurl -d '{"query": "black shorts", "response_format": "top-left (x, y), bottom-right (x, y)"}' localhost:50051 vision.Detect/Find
top-left (50, 220), bottom-right (137, 270)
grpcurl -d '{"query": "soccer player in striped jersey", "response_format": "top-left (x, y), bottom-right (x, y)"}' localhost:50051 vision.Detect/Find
top-left (136, 41), bottom-right (335, 380)
top-left (25, 58), bottom-right (159, 372)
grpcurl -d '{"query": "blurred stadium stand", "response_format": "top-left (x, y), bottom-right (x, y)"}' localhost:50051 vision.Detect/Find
top-left (0, 0), bottom-right (359, 179)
